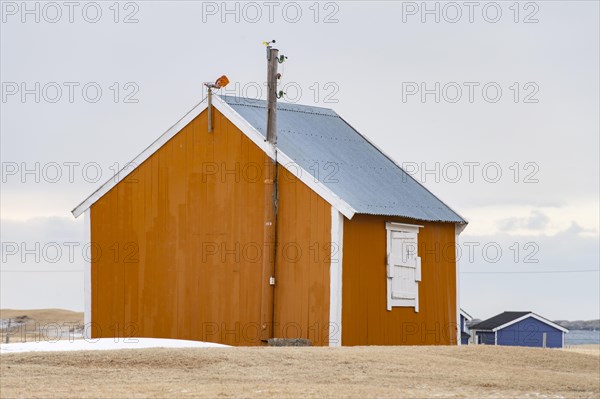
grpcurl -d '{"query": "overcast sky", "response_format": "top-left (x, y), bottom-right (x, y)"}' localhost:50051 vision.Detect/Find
top-left (1, 1), bottom-right (598, 321)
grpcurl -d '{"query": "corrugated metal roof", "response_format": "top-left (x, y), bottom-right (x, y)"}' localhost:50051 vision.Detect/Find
top-left (221, 95), bottom-right (466, 223)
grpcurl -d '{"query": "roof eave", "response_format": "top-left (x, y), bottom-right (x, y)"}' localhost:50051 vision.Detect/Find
top-left (471, 312), bottom-right (569, 333)
top-left (491, 313), bottom-right (569, 333)
top-left (71, 98), bottom-right (211, 218)
top-left (336, 114), bottom-right (468, 225)
top-left (71, 95), bottom-right (358, 220)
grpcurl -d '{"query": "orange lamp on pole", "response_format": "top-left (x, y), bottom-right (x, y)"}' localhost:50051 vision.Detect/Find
top-left (205, 75), bottom-right (229, 132)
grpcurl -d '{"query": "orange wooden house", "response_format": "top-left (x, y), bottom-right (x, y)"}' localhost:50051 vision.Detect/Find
top-left (72, 94), bottom-right (467, 346)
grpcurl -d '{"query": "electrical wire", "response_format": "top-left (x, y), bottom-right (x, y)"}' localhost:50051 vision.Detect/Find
top-left (461, 269), bottom-right (599, 274)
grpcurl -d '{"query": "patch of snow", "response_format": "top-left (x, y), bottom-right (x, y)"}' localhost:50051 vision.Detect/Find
top-left (0, 338), bottom-right (229, 354)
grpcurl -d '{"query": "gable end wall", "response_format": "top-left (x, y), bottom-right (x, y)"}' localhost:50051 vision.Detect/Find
top-left (90, 108), bottom-right (331, 345)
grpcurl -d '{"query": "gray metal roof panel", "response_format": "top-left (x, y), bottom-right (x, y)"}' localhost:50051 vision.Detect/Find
top-left (220, 95), bottom-right (466, 223)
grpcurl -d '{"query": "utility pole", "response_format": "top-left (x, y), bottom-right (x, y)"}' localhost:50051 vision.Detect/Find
top-left (266, 44), bottom-right (279, 144)
top-left (260, 40), bottom-right (286, 342)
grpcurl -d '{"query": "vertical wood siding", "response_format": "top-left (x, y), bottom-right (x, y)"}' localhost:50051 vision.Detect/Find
top-left (91, 109), bottom-right (269, 345)
top-left (90, 108), bottom-right (331, 346)
top-left (342, 215), bottom-right (458, 345)
top-left (497, 317), bottom-right (564, 348)
top-left (274, 166), bottom-right (331, 346)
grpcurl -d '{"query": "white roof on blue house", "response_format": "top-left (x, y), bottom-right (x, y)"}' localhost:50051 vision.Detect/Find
top-left (72, 94), bottom-right (467, 224)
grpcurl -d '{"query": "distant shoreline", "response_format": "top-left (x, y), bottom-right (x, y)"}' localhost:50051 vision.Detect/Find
top-left (554, 320), bottom-right (600, 331)
top-left (565, 330), bottom-right (600, 346)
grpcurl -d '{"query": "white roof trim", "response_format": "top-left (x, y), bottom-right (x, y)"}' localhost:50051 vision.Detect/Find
top-left (71, 95), bottom-right (357, 219)
top-left (210, 95), bottom-right (276, 160)
top-left (460, 308), bottom-right (473, 321)
top-left (212, 96), bottom-right (356, 219)
top-left (71, 98), bottom-right (210, 218)
top-left (491, 313), bottom-right (569, 333)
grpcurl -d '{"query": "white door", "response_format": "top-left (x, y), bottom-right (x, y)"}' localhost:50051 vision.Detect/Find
top-left (387, 230), bottom-right (421, 311)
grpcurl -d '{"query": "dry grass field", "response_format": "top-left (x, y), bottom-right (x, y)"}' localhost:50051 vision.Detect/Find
top-left (2, 310), bottom-right (598, 398)
top-left (1, 345), bottom-right (599, 398)
top-left (564, 344), bottom-right (600, 357)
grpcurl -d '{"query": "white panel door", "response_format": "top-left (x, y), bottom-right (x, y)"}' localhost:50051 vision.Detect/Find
top-left (387, 230), bottom-right (421, 311)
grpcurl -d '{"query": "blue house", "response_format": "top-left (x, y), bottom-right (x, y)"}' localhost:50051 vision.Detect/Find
top-left (470, 311), bottom-right (568, 348)
top-left (460, 309), bottom-right (473, 345)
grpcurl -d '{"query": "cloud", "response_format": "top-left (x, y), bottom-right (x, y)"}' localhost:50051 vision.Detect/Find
top-left (463, 200), bottom-right (599, 237)
top-left (460, 222), bottom-right (600, 320)
top-left (561, 221), bottom-right (598, 237)
top-left (1, 216), bottom-right (86, 311)
top-left (497, 210), bottom-right (550, 231)
top-left (1, 216), bottom-right (84, 242)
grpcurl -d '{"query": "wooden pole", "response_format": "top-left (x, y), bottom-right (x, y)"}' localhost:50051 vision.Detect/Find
top-left (207, 88), bottom-right (213, 132)
top-left (260, 46), bottom-right (279, 341)
top-left (266, 47), bottom-right (279, 144)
